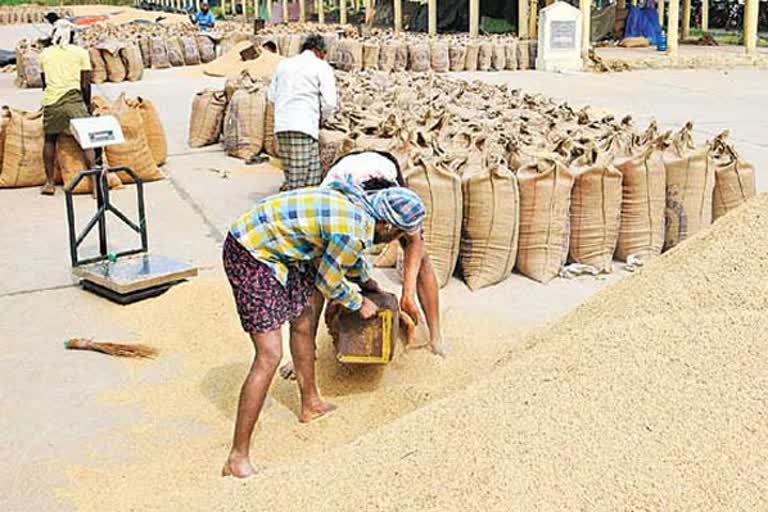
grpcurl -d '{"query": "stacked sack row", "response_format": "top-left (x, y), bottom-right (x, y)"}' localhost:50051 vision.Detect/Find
top-left (314, 73), bottom-right (756, 289)
top-left (0, 94), bottom-right (166, 193)
top-left (0, 5), bottom-right (73, 24)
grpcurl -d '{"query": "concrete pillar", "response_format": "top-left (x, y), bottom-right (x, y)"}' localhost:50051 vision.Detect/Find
top-left (195, 0), bottom-right (200, 12)
top-left (667, 0), bottom-right (679, 55)
top-left (365, 0), bottom-right (372, 24)
top-left (394, 0), bottom-right (402, 32)
top-left (657, 0), bottom-right (664, 28)
top-left (318, 0), bottom-right (324, 23)
top-left (529, 0), bottom-right (538, 39)
top-left (469, 0), bottom-right (479, 37)
top-left (282, 0), bottom-right (288, 21)
top-left (267, 0), bottom-right (272, 18)
top-left (299, 0), bottom-right (305, 22)
top-left (744, 0), bottom-right (758, 53)
top-left (581, 0), bottom-right (591, 55)
top-left (682, 0), bottom-right (691, 40)
top-left (340, 0), bottom-right (347, 24)
top-left (701, 0), bottom-right (708, 32)
top-left (518, 0), bottom-right (529, 38)
top-left (428, 0), bottom-right (437, 35)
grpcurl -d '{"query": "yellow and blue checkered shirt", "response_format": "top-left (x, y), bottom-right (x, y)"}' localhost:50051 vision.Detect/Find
top-left (229, 188), bottom-right (374, 311)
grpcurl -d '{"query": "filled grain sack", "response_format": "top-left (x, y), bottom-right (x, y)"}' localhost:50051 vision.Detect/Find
top-left (516, 158), bottom-right (575, 283)
top-left (477, 42), bottom-right (493, 71)
top-left (517, 40), bottom-right (530, 70)
top-left (430, 43), bottom-right (450, 73)
top-left (19, 48), bottom-right (42, 88)
top-left (569, 149), bottom-right (623, 272)
top-left (460, 162), bottom-right (520, 290)
top-left (100, 44), bottom-right (126, 82)
top-left (362, 42), bottom-right (380, 71)
top-left (125, 96), bottom-right (167, 166)
top-left (287, 34), bottom-right (303, 57)
top-left (379, 42), bottom-right (397, 72)
top-left (180, 35), bottom-right (201, 66)
top-left (138, 36), bottom-right (151, 68)
top-left (0, 107), bottom-right (9, 171)
top-left (0, 109), bottom-right (45, 188)
top-left (319, 129), bottom-right (348, 176)
top-left (105, 95), bottom-right (164, 184)
top-left (491, 42), bottom-right (507, 71)
top-left (711, 134), bottom-right (756, 220)
top-left (56, 135), bottom-right (122, 194)
top-left (662, 124), bottom-right (715, 250)
top-left (465, 41), bottom-right (480, 71)
top-left (223, 87), bottom-right (266, 160)
top-left (166, 36), bottom-right (185, 67)
top-left (225, 69), bottom-right (259, 101)
top-left (505, 39), bottom-right (519, 70)
top-left (393, 42), bottom-right (408, 71)
top-left (263, 101), bottom-right (278, 157)
top-left (614, 147), bottom-right (666, 262)
top-left (150, 36), bottom-right (170, 69)
top-left (337, 40), bottom-right (363, 71)
top-left (448, 43), bottom-right (466, 71)
top-left (196, 34), bottom-right (216, 63)
top-left (89, 47), bottom-right (107, 84)
top-left (120, 45), bottom-right (144, 82)
top-left (188, 89), bottom-right (227, 148)
top-left (405, 157), bottom-right (462, 288)
top-left (408, 43), bottom-right (430, 72)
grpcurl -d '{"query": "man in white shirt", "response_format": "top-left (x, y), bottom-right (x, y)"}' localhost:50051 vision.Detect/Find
top-left (267, 34), bottom-right (337, 190)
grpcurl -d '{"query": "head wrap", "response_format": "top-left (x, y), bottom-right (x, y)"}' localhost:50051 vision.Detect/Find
top-left (326, 177), bottom-right (425, 233)
top-left (51, 19), bottom-right (74, 47)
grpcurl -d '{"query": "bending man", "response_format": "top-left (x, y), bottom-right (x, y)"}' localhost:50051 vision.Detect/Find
top-left (221, 182), bottom-right (426, 478)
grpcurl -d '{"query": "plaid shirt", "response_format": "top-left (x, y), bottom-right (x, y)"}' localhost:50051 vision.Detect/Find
top-left (229, 188), bottom-right (374, 311)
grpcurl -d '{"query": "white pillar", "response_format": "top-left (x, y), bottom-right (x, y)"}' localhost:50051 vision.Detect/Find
top-left (658, 0), bottom-right (664, 28)
top-left (744, 0), bottom-right (758, 54)
top-left (318, 0), bottom-right (324, 23)
top-left (581, 0), bottom-right (591, 55)
top-left (282, 0), bottom-right (288, 21)
top-left (195, 0), bottom-right (200, 12)
top-left (394, 0), bottom-right (401, 32)
top-left (529, 0), bottom-right (538, 39)
top-left (518, 0), bottom-right (529, 38)
top-left (682, 0), bottom-right (691, 40)
top-left (701, 0), bottom-right (708, 32)
top-left (667, 0), bottom-right (679, 55)
top-left (299, 0), bottom-right (305, 22)
top-left (340, 0), bottom-right (347, 24)
top-left (428, 0), bottom-right (437, 35)
top-left (469, 0), bottom-right (479, 37)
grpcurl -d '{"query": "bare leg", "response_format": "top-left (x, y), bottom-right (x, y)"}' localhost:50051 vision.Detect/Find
top-left (222, 329), bottom-right (283, 478)
top-left (417, 254), bottom-right (445, 356)
top-left (41, 134), bottom-right (57, 195)
top-left (289, 289), bottom-right (335, 423)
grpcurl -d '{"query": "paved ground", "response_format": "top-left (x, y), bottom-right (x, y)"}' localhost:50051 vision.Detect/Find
top-left (2, 23), bottom-right (767, 511)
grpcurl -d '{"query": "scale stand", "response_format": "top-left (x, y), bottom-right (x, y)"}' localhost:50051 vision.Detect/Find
top-left (65, 116), bottom-right (197, 304)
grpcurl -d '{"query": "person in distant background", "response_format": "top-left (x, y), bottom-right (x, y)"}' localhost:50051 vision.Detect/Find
top-left (267, 34), bottom-right (337, 191)
top-left (38, 18), bottom-right (95, 196)
top-left (191, 2), bottom-right (215, 32)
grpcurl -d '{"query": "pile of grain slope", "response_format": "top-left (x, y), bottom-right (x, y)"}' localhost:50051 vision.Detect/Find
top-left (193, 194), bottom-right (768, 511)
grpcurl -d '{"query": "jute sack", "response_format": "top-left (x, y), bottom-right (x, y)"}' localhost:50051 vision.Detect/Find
top-left (449, 44), bottom-right (466, 71)
top-left (362, 42), bottom-right (380, 71)
top-left (125, 96), bottom-right (167, 166)
top-left (569, 149), bottom-right (623, 272)
top-left (393, 42), bottom-right (408, 71)
top-left (223, 87), bottom-right (266, 160)
top-left (0, 109), bottom-right (45, 188)
top-left (662, 125), bottom-right (715, 250)
top-left (460, 161), bottom-right (520, 290)
top-left (180, 35), bottom-right (201, 65)
top-left (491, 42), bottom-right (507, 71)
top-left (105, 95), bottom-right (163, 184)
top-left (614, 146), bottom-right (666, 262)
top-left (138, 37), bottom-right (151, 68)
top-left (263, 101), bottom-right (278, 157)
top-left (408, 43), bottom-right (430, 72)
top-left (379, 42), bottom-right (397, 72)
top-left (405, 157), bottom-right (462, 288)
top-left (120, 45), bottom-right (144, 81)
top-left (319, 129), bottom-right (349, 176)
top-left (287, 34), bottom-right (303, 57)
top-left (430, 43), bottom-right (450, 73)
top-left (225, 69), bottom-right (259, 101)
top-left (188, 89), bottom-right (227, 148)
top-left (150, 36), bottom-right (170, 69)
top-left (711, 133), bottom-right (756, 220)
top-left (337, 40), bottom-right (363, 71)
top-left (166, 37), bottom-right (185, 67)
top-left (196, 34), bottom-right (216, 63)
top-left (89, 47), bottom-right (107, 84)
top-left (517, 40), bottom-right (530, 70)
top-left (56, 135), bottom-right (122, 195)
top-left (19, 49), bottom-right (42, 88)
top-left (465, 41), bottom-right (480, 71)
top-left (516, 158), bottom-right (575, 283)
top-left (0, 107), bottom-right (9, 172)
top-left (477, 42), bottom-right (493, 71)
top-left (505, 39), bottom-right (519, 69)
top-left (100, 44), bottom-right (126, 82)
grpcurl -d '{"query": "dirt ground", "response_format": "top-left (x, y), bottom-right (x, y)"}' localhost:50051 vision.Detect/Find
top-left (1, 18), bottom-right (768, 511)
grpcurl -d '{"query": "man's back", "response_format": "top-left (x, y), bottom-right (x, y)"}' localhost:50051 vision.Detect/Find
top-left (39, 44), bottom-right (90, 106)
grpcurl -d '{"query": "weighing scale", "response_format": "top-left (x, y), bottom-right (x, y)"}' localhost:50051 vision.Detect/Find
top-left (65, 116), bottom-right (197, 304)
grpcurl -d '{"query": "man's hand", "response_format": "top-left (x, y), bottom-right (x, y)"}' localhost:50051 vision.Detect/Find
top-left (360, 279), bottom-right (382, 294)
top-left (358, 297), bottom-right (379, 319)
top-left (400, 294), bottom-right (420, 326)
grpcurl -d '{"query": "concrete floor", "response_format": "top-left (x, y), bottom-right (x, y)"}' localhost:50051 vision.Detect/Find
top-left (2, 24), bottom-right (768, 510)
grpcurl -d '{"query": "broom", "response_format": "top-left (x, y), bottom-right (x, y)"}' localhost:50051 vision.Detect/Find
top-left (64, 338), bottom-right (159, 359)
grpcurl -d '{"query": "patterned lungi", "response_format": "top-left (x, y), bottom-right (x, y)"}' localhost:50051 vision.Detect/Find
top-left (43, 89), bottom-right (89, 136)
top-left (276, 131), bottom-right (322, 191)
top-left (223, 233), bottom-right (317, 333)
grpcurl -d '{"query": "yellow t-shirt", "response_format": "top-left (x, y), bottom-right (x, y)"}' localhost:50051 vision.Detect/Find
top-left (38, 45), bottom-right (92, 107)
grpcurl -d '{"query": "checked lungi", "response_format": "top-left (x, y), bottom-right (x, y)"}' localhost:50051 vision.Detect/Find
top-left (276, 131), bottom-right (322, 191)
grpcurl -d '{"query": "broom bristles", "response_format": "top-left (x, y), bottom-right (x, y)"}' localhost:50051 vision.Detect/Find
top-left (65, 338), bottom-right (159, 359)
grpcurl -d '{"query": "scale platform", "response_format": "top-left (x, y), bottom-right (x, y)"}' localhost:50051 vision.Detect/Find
top-left (73, 254), bottom-right (198, 304)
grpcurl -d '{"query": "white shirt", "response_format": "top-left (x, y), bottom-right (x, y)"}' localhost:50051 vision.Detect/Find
top-left (267, 50), bottom-right (337, 141)
top-left (322, 151), bottom-right (399, 187)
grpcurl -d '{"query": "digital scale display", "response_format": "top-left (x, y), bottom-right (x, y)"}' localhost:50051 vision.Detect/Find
top-left (88, 130), bottom-right (117, 143)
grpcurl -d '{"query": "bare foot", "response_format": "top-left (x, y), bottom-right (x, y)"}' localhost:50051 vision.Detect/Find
top-left (429, 341), bottom-right (448, 358)
top-left (40, 182), bottom-right (55, 196)
top-left (279, 360), bottom-right (296, 381)
top-left (221, 453), bottom-right (257, 479)
top-left (299, 400), bottom-right (337, 424)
